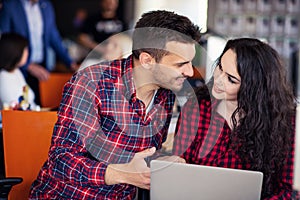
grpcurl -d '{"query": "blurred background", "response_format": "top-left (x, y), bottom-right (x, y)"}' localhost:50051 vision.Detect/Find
top-left (52, 0), bottom-right (300, 99)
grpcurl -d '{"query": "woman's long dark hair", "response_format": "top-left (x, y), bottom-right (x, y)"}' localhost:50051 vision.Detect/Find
top-left (197, 38), bottom-right (296, 198)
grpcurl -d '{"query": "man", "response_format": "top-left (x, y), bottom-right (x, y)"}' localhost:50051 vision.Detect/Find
top-left (78, 0), bottom-right (127, 52)
top-left (0, 0), bottom-right (77, 105)
top-left (29, 10), bottom-right (201, 199)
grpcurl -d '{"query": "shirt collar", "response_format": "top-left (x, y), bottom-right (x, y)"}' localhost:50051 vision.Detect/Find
top-left (121, 55), bottom-right (136, 101)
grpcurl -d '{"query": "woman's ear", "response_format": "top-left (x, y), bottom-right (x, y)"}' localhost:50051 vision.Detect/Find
top-left (139, 52), bottom-right (155, 69)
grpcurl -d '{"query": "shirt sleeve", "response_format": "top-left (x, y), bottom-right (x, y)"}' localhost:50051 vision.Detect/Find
top-left (0, 1), bottom-right (12, 32)
top-left (47, 70), bottom-right (108, 186)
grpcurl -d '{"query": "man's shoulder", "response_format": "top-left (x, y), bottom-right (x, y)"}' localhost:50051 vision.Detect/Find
top-left (76, 59), bottom-right (128, 82)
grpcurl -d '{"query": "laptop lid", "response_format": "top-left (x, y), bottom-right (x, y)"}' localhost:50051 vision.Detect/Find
top-left (150, 160), bottom-right (263, 200)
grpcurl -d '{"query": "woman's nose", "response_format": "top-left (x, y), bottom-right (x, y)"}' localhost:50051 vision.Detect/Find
top-left (214, 72), bottom-right (225, 86)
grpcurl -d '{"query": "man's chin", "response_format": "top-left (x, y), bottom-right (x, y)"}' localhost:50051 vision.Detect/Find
top-left (171, 85), bottom-right (183, 93)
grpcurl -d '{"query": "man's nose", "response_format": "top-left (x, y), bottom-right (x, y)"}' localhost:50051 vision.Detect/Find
top-left (182, 62), bottom-right (194, 77)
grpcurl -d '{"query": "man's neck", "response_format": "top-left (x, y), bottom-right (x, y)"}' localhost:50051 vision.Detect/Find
top-left (132, 58), bottom-right (159, 106)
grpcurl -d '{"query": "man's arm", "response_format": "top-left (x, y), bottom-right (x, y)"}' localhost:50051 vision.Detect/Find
top-left (47, 73), bottom-right (110, 186)
top-left (105, 147), bottom-right (156, 190)
top-left (47, 71), bottom-right (156, 188)
top-left (0, 1), bottom-right (13, 32)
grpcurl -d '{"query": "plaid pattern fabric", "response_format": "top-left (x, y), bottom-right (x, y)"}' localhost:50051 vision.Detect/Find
top-left (29, 56), bottom-right (175, 199)
top-left (173, 96), bottom-right (296, 200)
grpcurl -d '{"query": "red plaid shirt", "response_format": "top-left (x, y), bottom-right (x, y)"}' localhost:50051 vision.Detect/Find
top-left (29, 56), bottom-right (175, 199)
top-left (173, 96), bottom-right (297, 200)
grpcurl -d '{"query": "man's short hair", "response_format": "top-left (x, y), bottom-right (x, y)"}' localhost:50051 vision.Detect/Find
top-left (132, 10), bottom-right (201, 62)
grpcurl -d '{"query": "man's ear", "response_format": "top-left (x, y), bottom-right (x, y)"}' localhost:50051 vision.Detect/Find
top-left (139, 52), bottom-right (155, 69)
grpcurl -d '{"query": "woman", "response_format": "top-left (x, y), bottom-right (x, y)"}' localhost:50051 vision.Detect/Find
top-left (173, 38), bottom-right (298, 199)
top-left (0, 33), bottom-right (36, 110)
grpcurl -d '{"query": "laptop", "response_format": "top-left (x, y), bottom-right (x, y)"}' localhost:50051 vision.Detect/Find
top-left (150, 160), bottom-right (263, 200)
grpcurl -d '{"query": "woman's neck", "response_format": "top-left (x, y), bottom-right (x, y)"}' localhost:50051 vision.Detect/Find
top-left (217, 100), bottom-right (238, 129)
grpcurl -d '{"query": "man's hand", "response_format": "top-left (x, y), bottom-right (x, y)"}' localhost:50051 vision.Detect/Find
top-left (156, 155), bottom-right (186, 163)
top-left (27, 63), bottom-right (49, 81)
top-left (105, 147), bottom-right (156, 190)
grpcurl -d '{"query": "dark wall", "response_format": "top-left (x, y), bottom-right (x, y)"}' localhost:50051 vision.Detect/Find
top-left (51, 0), bottom-right (131, 39)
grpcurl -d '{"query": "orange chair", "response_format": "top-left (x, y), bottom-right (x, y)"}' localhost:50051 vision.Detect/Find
top-left (1, 110), bottom-right (57, 200)
top-left (39, 72), bottom-right (73, 108)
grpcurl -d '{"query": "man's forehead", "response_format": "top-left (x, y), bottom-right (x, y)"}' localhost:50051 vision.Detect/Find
top-left (165, 41), bottom-right (195, 60)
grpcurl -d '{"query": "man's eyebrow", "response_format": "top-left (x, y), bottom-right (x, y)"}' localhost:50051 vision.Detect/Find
top-left (176, 61), bottom-right (190, 66)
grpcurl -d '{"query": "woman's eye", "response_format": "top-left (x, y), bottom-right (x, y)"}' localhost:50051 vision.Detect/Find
top-left (218, 64), bottom-right (223, 71)
top-left (228, 76), bottom-right (237, 84)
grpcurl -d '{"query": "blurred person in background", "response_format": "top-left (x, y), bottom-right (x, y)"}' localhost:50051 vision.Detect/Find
top-left (0, 33), bottom-right (36, 110)
top-left (101, 33), bottom-right (132, 60)
top-left (78, 0), bottom-right (127, 53)
top-left (0, 0), bottom-right (78, 105)
top-left (81, 32), bottom-right (133, 67)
